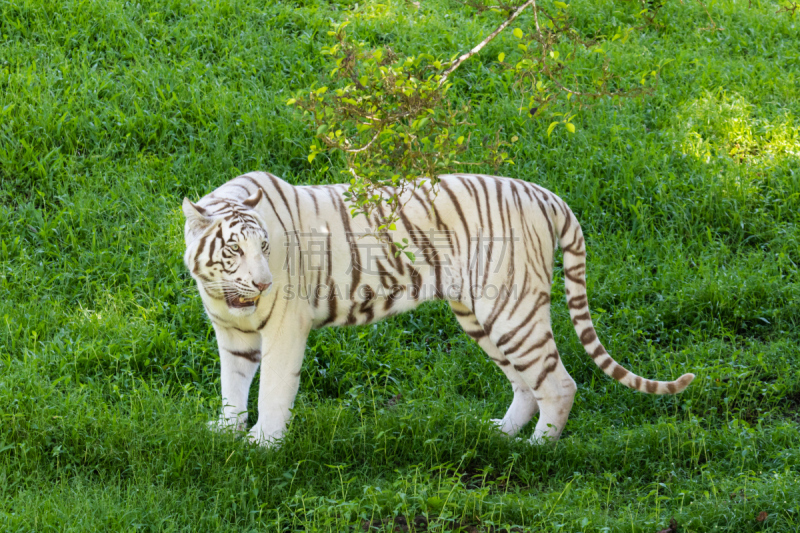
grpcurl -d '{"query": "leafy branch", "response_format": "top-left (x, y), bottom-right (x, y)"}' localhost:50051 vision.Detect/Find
top-left (288, 0), bottom-right (678, 242)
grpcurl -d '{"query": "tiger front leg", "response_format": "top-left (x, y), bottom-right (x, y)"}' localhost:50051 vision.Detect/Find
top-left (211, 326), bottom-right (262, 433)
top-left (248, 313), bottom-right (311, 447)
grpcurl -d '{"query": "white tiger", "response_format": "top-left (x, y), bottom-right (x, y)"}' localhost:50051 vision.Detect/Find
top-left (182, 172), bottom-right (694, 446)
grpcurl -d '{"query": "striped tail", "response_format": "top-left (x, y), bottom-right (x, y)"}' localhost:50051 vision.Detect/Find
top-left (555, 203), bottom-right (695, 395)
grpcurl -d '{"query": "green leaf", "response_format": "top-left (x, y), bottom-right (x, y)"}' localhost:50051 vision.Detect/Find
top-left (308, 152), bottom-right (317, 163)
top-left (404, 251), bottom-right (416, 262)
top-left (554, 1), bottom-right (568, 8)
top-left (498, 52), bottom-right (505, 63)
top-left (547, 122), bottom-right (559, 137)
top-left (565, 123), bottom-right (575, 133)
top-left (285, 98), bottom-right (296, 105)
top-left (513, 28), bottom-right (523, 39)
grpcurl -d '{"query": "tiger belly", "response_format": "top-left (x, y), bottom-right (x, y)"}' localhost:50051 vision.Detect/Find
top-left (295, 261), bottom-right (466, 328)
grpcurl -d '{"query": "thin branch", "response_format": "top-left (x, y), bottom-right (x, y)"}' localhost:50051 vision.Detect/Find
top-left (530, 0), bottom-right (541, 33)
top-left (777, 1), bottom-right (799, 15)
top-left (544, 70), bottom-right (651, 99)
top-left (696, 0), bottom-right (723, 31)
top-left (343, 130), bottom-right (382, 153)
top-left (439, 0), bottom-right (536, 87)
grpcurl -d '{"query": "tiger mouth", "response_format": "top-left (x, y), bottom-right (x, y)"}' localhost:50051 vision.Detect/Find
top-left (227, 295), bottom-right (260, 309)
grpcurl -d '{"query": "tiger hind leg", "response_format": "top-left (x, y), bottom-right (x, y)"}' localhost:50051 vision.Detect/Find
top-left (450, 302), bottom-right (539, 436)
top-left (477, 294), bottom-right (578, 444)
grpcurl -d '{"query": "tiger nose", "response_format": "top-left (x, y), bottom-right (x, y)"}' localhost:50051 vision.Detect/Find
top-left (254, 281), bottom-right (272, 292)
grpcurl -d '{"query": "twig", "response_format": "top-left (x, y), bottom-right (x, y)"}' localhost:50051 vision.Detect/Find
top-left (342, 130), bottom-right (382, 153)
top-left (439, 0), bottom-right (536, 87)
top-left (696, 0), bottom-right (723, 31)
top-left (530, 0), bottom-right (541, 32)
top-left (539, 59), bottom-right (653, 99)
top-left (777, 1), bottom-right (799, 16)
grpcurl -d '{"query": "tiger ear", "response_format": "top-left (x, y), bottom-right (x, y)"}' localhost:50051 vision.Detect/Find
top-left (242, 188), bottom-right (265, 210)
top-left (182, 198), bottom-right (213, 233)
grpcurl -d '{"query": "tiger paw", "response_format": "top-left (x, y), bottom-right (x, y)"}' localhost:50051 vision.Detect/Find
top-left (207, 417), bottom-right (247, 434)
top-left (247, 424), bottom-right (285, 448)
top-left (490, 418), bottom-right (525, 437)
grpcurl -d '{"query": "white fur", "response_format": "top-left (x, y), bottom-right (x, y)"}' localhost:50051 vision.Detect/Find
top-left (183, 172), bottom-right (694, 446)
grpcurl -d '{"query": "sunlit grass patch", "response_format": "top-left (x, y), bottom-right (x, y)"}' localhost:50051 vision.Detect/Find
top-left (676, 89), bottom-right (800, 168)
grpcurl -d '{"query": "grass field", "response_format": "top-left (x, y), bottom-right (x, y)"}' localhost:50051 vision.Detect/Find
top-left (1, 0), bottom-right (799, 530)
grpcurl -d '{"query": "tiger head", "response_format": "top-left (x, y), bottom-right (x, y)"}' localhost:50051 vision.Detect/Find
top-left (182, 189), bottom-right (273, 317)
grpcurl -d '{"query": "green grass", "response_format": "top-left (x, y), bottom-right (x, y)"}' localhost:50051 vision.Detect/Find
top-left (1, 0), bottom-right (799, 530)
